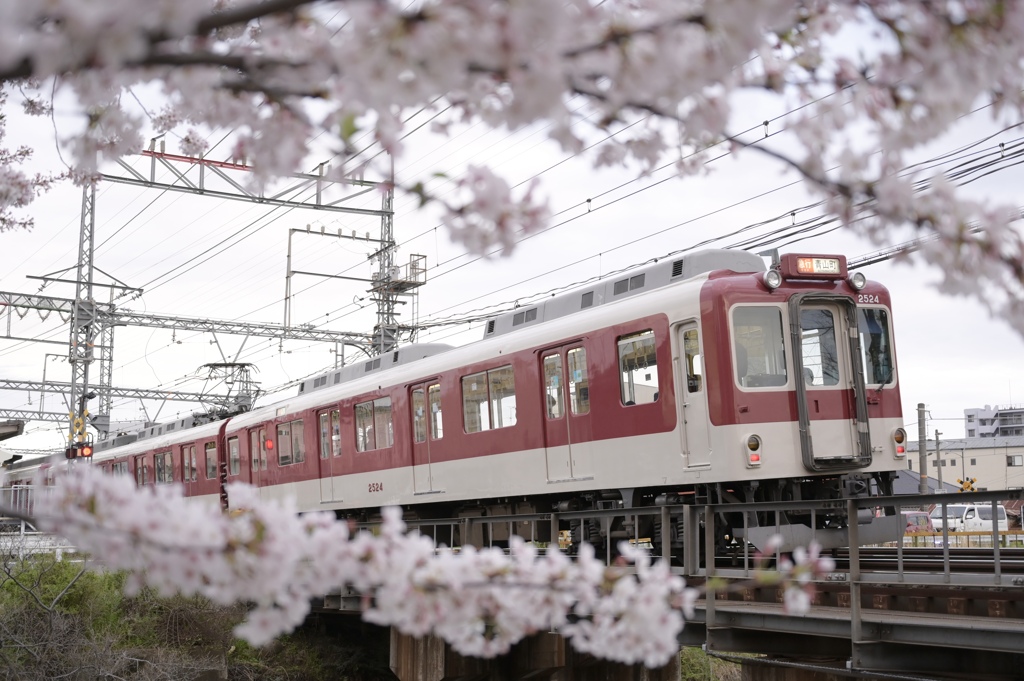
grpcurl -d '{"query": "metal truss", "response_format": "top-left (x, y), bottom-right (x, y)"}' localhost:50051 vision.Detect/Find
top-left (0, 409), bottom-right (69, 423)
top-left (104, 149), bottom-right (390, 218)
top-left (0, 291), bottom-right (373, 346)
top-left (112, 309), bottom-right (374, 345)
top-left (0, 380), bottom-right (244, 409)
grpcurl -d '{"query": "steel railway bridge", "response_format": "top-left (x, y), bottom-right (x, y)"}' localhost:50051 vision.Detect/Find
top-left (3, 484), bottom-right (1022, 680)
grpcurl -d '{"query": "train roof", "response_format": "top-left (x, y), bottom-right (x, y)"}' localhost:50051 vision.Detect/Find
top-left (479, 249), bottom-right (765, 339)
top-left (66, 248), bottom-right (766, 461)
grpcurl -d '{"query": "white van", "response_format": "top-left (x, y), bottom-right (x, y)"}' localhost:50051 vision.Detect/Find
top-left (929, 503), bottom-right (1009, 532)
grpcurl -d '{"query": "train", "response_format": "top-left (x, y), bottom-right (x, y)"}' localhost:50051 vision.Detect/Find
top-left (9, 249), bottom-right (908, 554)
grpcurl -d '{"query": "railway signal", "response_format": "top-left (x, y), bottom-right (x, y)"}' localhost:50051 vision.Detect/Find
top-left (957, 477), bottom-right (976, 493)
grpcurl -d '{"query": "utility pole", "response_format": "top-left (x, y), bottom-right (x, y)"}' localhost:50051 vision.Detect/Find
top-left (934, 430), bottom-right (942, 489)
top-left (67, 183), bottom-right (98, 454)
top-left (918, 403), bottom-right (928, 495)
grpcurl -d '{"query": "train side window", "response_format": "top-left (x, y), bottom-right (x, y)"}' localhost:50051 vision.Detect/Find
top-left (320, 413), bottom-right (332, 457)
top-left (228, 437), bottom-right (241, 475)
top-left (250, 431), bottom-right (260, 472)
top-left (330, 410), bottom-right (341, 456)
top-left (800, 309), bottom-right (839, 387)
top-left (567, 347), bottom-right (590, 415)
top-left (373, 400), bottom-right (393, 449)
top-left (618, 330), bottom-right (659, 406)
top-left (135, 455), bottom-right (149, 486)
top-left (543, 355), bottom-right (564, 419)
top-left (732, 306), bottom-right (788, 388)
top-left (113, 460), bottom-right (129, 476)
top-left (428, 384), bottom-right (443, 439)
top-left (356, 399), bottom-right (392, 451)
top-left (462, 366), bottom-right (517, 433)
top-left (463, 372), bottom-right (488, 432)
top-left (683, 328), bottom-right (703, 393)
top-left (156, 451), bottom-right (174, 484)
top-left (858, 308), bottom-right (894, 386)
top-left (259, 429), bottom-right (268, 470)
top-left (188, 445), bottom-right (197, 481)
top-left (205, 442), bottom-right (217, 479)
top-left (355, 401), bottom-right (374, 451)
top-left (412, 389), bottom-right (428, 442)
top-left (291, 420), bottom-right (306, 463)
top-left (277, 423), bottom-right (293, 465)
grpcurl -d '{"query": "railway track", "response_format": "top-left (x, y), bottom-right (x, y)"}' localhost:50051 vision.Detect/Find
top-left (830, 546), bottom-right (1024, 573)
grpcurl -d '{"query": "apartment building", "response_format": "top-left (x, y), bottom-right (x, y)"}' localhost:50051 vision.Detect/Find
top-left (964, 405), bottom-right (1024, 438)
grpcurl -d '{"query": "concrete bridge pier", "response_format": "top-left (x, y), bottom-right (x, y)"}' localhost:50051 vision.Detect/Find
top-left (389, 629), bottom-right (680, 681)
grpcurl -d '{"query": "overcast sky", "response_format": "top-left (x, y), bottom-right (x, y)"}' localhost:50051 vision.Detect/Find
top-left (2, 84), bottom-right (1023, 453)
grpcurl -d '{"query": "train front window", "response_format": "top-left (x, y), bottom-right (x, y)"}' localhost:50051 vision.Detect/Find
top-left (732, 306), bottom-right (787, 388)
top-left (858, 308), bottom-right (894, 386)
top-left (617, 330), bottom-right (659, 405)
top-left (800, 309), bottom-right (840, 387)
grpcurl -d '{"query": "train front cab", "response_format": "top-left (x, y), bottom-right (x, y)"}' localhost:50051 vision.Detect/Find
top-left (699, 254), bottom-right (905, 550)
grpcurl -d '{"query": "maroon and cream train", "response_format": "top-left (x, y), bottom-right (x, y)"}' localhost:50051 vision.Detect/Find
top-left (19, 249), bottom-right (908, 551)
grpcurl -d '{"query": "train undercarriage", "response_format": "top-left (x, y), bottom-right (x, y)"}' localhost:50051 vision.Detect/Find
top-left (356, 470), bottom-right (900, 561)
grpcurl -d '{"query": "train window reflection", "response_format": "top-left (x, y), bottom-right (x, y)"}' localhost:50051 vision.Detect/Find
top-left (683, 328), bottom-right (702, 393)
top-left (567, 347), bottom-right (590, 415)
top-left (618, 330), bottom-right (658, 405)
top-left (205, 442), bottom-right (217, 479)
top-left (858, 308), bottom-right (894, 386)
top-left (412, 389), bottom-right (428, 442)
top-left (543, 355), bottom-right (564, 419)
top-left (732, 307), bottom-right (787, 388)
top-left (428, 384), bottom-right (443, 439)
top-left (356, 399), bottom-right (393, 451)
top-left (800, 309), bottom-right (839, 386)
top-left (228, 438), bottom-right (240, 476)
top-left (462, 366), bottom-right (517, 433)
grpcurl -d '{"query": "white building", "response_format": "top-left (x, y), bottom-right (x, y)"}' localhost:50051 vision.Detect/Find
top-left (964, 404), bottom-right (1024, 438)
top-left (905, 435), bottom-right (1024, 492)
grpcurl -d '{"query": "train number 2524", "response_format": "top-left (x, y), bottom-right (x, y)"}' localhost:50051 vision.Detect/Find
top-left (857, 294), bottom-right (880, 304)
top-left (368, 482), bottom-right (384, 493)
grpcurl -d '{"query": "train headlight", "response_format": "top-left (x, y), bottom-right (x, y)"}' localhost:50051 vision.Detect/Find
top-left (848, 271), bottom-right (867, 290)
top-left (892, 428), bottom-right (907, 457)
top-left (762, 270), bottom-right (782, 290)
top-left (745, 434), bottom-right (762, 467)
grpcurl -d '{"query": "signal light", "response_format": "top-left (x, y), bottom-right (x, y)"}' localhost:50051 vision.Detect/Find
top-left (79, 444), bottom-right (93, 458)
top-left (893, 428), bottom-right (907, 457)
top-left (745, 434), bottom-right (762, 468)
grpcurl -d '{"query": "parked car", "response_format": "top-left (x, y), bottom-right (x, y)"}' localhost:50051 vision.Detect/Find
top-left (902, 511), bottom-right (934, 534)
top-left (929, 504), bottom-right (1008, 532)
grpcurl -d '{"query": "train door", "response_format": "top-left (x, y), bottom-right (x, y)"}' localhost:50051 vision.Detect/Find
top-left (317, 408), bottom-right (342, 502)
top-left (790, 294), bottom-right (871, 469)
top-left (540, 344), bottom-right (592, 482)
top-left (410, 382), bottom-right (441, 494)
top-left (180, 444), bottom-right (197, 496)
top-left (675, 323), bottom-right (711, 467)
top-left (248, 427), bottom-right (267, 493)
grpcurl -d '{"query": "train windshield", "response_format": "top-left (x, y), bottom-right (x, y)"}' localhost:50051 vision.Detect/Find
top-left (800, 309), bottom-right (840, 386)
top-left (732, 306), bottom-right (788, 388)
top-left (858, 308), bottom-right (894, 386)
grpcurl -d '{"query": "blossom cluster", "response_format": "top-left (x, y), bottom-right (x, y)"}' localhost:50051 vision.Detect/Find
top-left (27, 466), bottom-right (824, 667)
top-left (0, 1), bottom-right (1022, 324)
